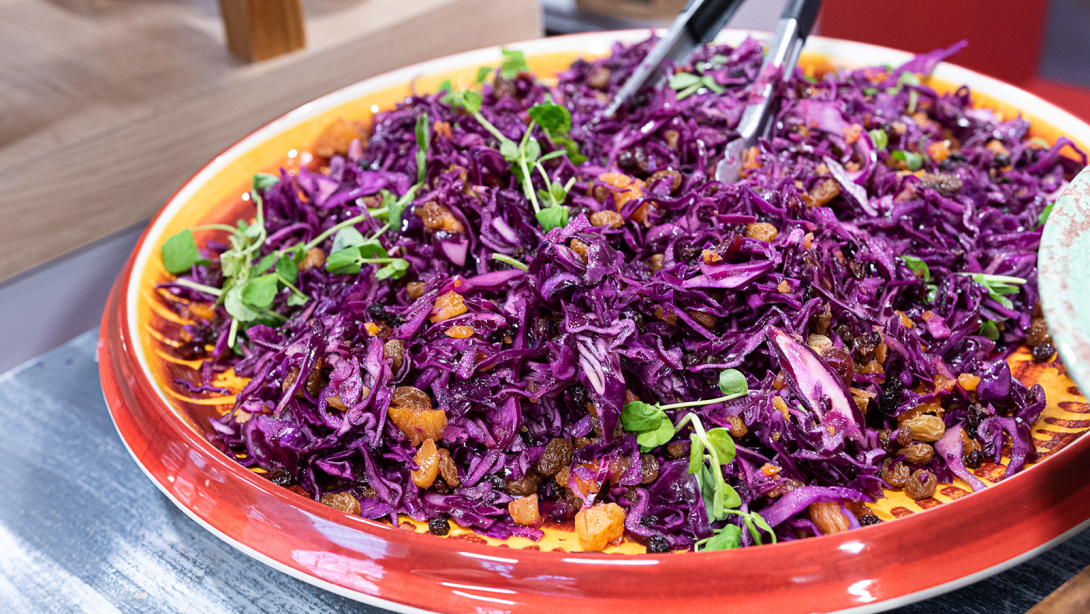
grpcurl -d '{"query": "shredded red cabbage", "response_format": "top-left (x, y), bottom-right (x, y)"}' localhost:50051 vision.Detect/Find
top-left (161, 37), bottom-right (1083, 551)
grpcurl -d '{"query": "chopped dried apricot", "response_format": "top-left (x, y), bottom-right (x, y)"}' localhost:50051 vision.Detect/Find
top-left (927, 140), bottom-right (950, 163)
top-left (445, 325), bottom-right (475, 339)
top-left (313, 119), bottom-right (368, 158)
top-left (843, 124), bottom-right (863, 144)
top-left (597, 172), bottom-right (645, 210)
top-left (894, 310), bottom-right (915, 328)
top-left (509, 494), bottom-right (541, 526)
top-left (387, 386), bottom-right (448, 445)
top-left (574, 502), bottom-right (626, 551)
top-left (778, 280), bottom-right (791, 293)
top-left (363, 322), bottom-right (381, 336)
top-left (429, 291), bottom-right (467, 323)
top-left (702, 249), bottom-right (722, 264)
top-left (411, 439), bottom-right (440, 488)
top-left (958, 373), bottom-right (981, 391)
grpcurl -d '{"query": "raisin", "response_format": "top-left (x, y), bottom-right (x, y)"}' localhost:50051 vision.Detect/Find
top-left (678, 243), bottom-right (701, 262)
top-left (617, 149), bottom-right (636, 172)
top-left (1033, 343), bottom-right (1056, 362)
top-left (506, 472), bottom-right (541, 496)
top-left (489, 475), bottom-right (506, 490)
top-left (587, 65), bottom-right (611, 91)
top-left (266, 467), bottom-right (294, 486)
top-left (725, 416), bottom-right (748, 438)
top-left (859, 514), bottom-right (881, 526)
top-left (878, 387), bottom-right (903, 415)
top-left (639, 514), bottom-right (659, 528)
top-left (964, 448), bottom-right (983, 469)
top-left (428, 517), bottom-right (451, 536)
top-left (384, 339), bottom-right (406, 371)
top-left (568, 384), bottom-right (589, 411)
top-left (1027, 317), bottom-right (1052, 346)
top-left (992, 153), bottom-right (1010, 168)
top-left (878, 429), bottom-right (898, 455)
top-left (881, 458), bottom-right (910, 488)
top-left (646, 535), bottom-right (671, 553)
top-left (639, 453), bottom-right (659, 484)
top-left (898, 443), bottom-right (934, 464)
top-left (896, 425), bottom-right (914, 446)
top-left (905, 469), bottom-right (938, 499)
top-left (538, 438), bottom-right (574, 477)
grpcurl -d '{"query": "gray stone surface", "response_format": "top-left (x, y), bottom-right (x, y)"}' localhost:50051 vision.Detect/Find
top-left (1, 329), bottom-right (1088, 613)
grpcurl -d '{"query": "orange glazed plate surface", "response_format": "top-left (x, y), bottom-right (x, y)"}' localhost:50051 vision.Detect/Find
top-left (100, 30), bottom-right (1090, 613)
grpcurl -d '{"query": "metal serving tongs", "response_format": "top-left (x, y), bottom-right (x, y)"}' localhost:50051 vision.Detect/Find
top-left (715, 0), bottom-right (822, 183)
top-left (603, 0), bottom-right (749, 118)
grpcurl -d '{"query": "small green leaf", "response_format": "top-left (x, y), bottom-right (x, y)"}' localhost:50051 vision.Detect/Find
top-left (863, 87), bottom-right (878, 96)
top-left (704, 428), bottom-right (736, 466)
top-left (902, 255), bottom-right (931, 283)
top-left (292, 244), bottom-right (307, 264)
top-left (500, 49), bottom-right (529, 77)
top-left (491, 253), bottom-right (529, 271)
top-left (252, 173), bottom-right (280, 191)
top-left (476, 66), bottom-right (491, 83)
top-left (528, 101), bottom-right (572, 135)
top-left (701, 75), bottom-right (724, 94)
top-left (415, 113), bottom-right (430, 184)
top-left (676, 83), bottom-right (702, 101)
top-left (1038, 203), bottom-right (1055, 228)
top-left (898, 71), bottom-right (921, 86)
top-left (536, 206), bottom-right (570, 232)
top-left (669, 72), bottom-right (701, 90)
top-left (891, 150), bottom-right (923, 171)
top-left (326, 248), bottom-right (362, 275)
top-left (926, 283), bottom-right (939, 303)
top-left (868, 128), bottom-right (888, 151)
top-left (224, 285), bottom-right (259, 322)
top-left (700, 525), bottom-right (741, 551)
top-left (438, 79), bottom-right (453, 93)
top-left (221, 250), bottom-right (244, 278)
top-left (275, 254), bottom-right (298, 284)
top-left (255, 253), bottom-right (278, 274)
top-left (331, 227), bottom-right (367, 253)
top-left (286, 292), bottom-right (309, 307)
top-left (688, 433), bottom-right (705, 475)
top-left (375, 258), bottom-right (410, 281)
top-left (550, 182), bottom-right (568, 204)
top-left (636, 419), bottom-right (676, 451)
top-left (621, 401), bottom-right (666, 432)
top-left (979, 320), bottom-right (1000, 341)
top-left (240, 274), bottom-right (279, 308)
top-left (462, 90), bottom-right (483, 114)
top-left (907, 90), bottom-right (919, 114)
top-left (162, 230), bottom-right (200, 274)
top-left (500, 140), bottom-right (519, 162)
top-left (717, 369), bottom-right (748, 397)
top-left (356, 239), bottom-right (388, 260)
top-left (747, 511), bottom-right (776, 544)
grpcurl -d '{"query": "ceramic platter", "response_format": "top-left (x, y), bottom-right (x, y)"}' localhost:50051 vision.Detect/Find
top-left (99, 29), bottom-right (1090, 613)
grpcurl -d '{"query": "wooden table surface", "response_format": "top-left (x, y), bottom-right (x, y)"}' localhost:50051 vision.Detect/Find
top-left (0, 0), bottom-right (542, 284)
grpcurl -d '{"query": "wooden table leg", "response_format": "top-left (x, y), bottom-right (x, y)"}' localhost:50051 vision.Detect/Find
top-left (218, 0), bottom-right (306, 62)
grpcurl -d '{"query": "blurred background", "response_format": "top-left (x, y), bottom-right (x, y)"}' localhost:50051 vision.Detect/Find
top-left (2, 0), bottom-right (1089, 372)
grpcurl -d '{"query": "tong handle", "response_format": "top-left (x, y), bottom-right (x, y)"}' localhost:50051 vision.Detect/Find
top-left (782, 0), bottom-right (822, 40)
top-left (685, 0), bottom-right (748, 44)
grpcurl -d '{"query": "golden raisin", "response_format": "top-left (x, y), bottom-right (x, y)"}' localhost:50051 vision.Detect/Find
top-left (319, 492), bottom-right (361, 515)
top-left (590, 210), bottom-right (624, 228)
top-left (881, 458), bottom-right (910, 488)
top-left (297, 247), bottom-right (326, 272)
top-left (807, 334), bottom-right (832, 355)
top-left (509, 494), bottom-right (541, 526)
top-left (384, 339), bottom-right (405, 371)
top-left (574, 502), bottom-right (626, 551)
top-left (538, 438), bottom-right (574, 477)
top-left (437, 447), bottom-right (460, 487)
top-left (568, 238), bottom-right (590, 263)
top-left (313, 119), bottom-right (368, 158)
top-left (808, 178), bottom-right (840, 207)
top-left (898, 443), bottom-right (934, 464)
top-left (725, 416), bottom-right (748, 438)
top-left (905, 469), bottom-right (938, 500)
top-left (326, 395), bottom-right (349, 411)
top-left (1027, 317), bottom-right (1052, 347)
top-left (505, 472), bottom-right (540, 497)
top-left (808, 501), bottom-right (850, 535)
top-left (587, 65), bottom-right (611, 90)
top-left (647, 169), bottom-right (683, 193)
top-left (429, 291), bottom-right (467, 323)
top-left (406, 281), bottom-right (426, 300)
top-left (901, 414), bottom-right (946, 442)
top-left (415, 201), bottom-right (464, 233)
top-left (639, 453), bottom-right (659, 485)
top-left (650, 253), bottom-right (665, 273)
top-left (555, 466), bottom-right (571, 487)
top-left (746, 222), bottom-right (778, 242)
top-left (688, 310), bottom-right (717, 330)
top-left (654, 306), bottom-right (678, 325)
top-left (411, 439), bottom-right (440, 488)
top-left (664, 129), bottom-right (680, 149)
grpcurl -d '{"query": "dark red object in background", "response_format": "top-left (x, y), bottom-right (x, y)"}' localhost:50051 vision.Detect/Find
top-left (820, 0), bottom-right (1090, 122)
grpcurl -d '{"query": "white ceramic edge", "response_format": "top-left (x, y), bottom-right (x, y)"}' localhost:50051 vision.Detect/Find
top-left (102, 389), bottom-right (438, 614)
top-left (115, 28), bottom-right (1090, 613)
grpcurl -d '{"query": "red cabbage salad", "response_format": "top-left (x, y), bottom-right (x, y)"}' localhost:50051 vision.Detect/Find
top-left (159, 37), bottom-right (1085, 553)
